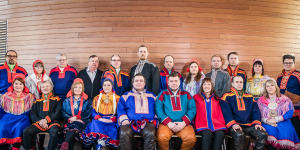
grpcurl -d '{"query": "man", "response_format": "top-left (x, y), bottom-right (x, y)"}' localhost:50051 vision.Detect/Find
top-left (102, 54), bottom-right (130, 96)
top-left (159, 55), bottom-right (183, 92)
top-left (23, 80), bottom-right (61, 150)
top-left (220, 76), bottom-right (267, 150)
top-left (0, 50), bottom-right (27, 94)
top-left (117, 73), bottom-right (157, 150)
top-left (130, 45), bottom-right (160, 95)
top-left (277, 54), bottom-right (300, 137)
top-left (49, 53), bottom-right (77, 100)
top-left (206, 54), bottom-right (231, 98)
top-left (225, 52), bottom-right (247, 90)
top-left (77, 55), bottom-right (103, 100)
top-left (156, 72), bottom-right (197, 150)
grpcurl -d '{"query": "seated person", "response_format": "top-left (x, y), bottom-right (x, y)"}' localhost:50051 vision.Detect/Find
top-left (257, 79), bottom-right (300, 150)
top-left (117, 73), bottom-right (157, 150)
top-left (61, 78), bottom-right (91, 150)
top-left (0, 74), bottom-right (34, 150)
top-left (23, 80), bottom-right (61, 150)
top-left (156, 72), bottom-right (196, 150)
top-left (194, 78), bottom-right (226, 150)
top-left (220, 76), bottom-right (267, 150)
top-left (81, 78), bottom-right (120, 149)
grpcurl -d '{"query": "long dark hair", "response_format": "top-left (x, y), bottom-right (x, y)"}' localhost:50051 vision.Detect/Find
top-left (185, 62), bottom-right (202, 83)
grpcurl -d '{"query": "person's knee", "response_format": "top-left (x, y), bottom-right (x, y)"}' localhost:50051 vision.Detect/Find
top-left (256, 130), bottom-right (267, 140)
top-left (23, 127), bottom-right (33, 136)
top-left (157, 132), bottom-right (172, 143)
top-left (120, 125), bottom-right (132, 138)
top-left (215, 131), bottom-right (225, 138)
top-left (49, 127), bottom-right (59, 136)
top-left (201, 130), bottom-right (213, 138)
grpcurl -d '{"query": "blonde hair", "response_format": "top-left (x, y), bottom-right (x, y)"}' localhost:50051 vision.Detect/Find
top-left (263, 79), bottom-right (281, 99)
top-left (71, 81), bottom-right (85, 95)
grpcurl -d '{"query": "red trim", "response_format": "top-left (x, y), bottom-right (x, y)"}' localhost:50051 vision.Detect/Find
top-left (0, 137), bottom-right (22, 144)
top-left (182, 115), bottom-right (191, 125)
top-left (180, 91), bottom-right (192, 100)
top-left (226, 120), bottom-right (237, 128)
top-left (109, 65), bottom-right (123, 87)
top-left (45, 116), bottom-right (51, 123)
top-left (49, 65), bottom-right (77, 78)
top-left (168, 88), bottom-right (182, 111)
top-left (94, 115), bottom-right (101, 120)
top-left (161, 117), bottom-right (172, 125)
top-left (110, 116), bottom-right (117, 122)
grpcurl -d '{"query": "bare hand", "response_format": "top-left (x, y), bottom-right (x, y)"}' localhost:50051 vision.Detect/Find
top-left (98, 118), bottom-right (113, 123)
top-left (121, 120), bottom-right (130, 125)
top-left (255, 124), bottom-right (266, 131)
top-left (69, 116), bottom-right (77, 123)
top-left (232, 124), bottom-right (242, 132)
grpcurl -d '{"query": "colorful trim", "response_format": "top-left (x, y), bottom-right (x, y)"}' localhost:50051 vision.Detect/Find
top-left (182, 115), bottom-right (191, 125)
top-left (226, 120), bottom-right (237, 128)
top-left (0, 137), bottom-right (22, 144)
top-left (241, 120), bottom-right (261, 126)
top-left (267, 135), bottom-right (300, 150)
top-left (80, 132), bottom-right (119, 147)
top-left (45, 116), bottom-right (51, 123)
top-left (33, 122), bottom-right (61, 131)
top-left (161, 117), bottom-right (172, 125)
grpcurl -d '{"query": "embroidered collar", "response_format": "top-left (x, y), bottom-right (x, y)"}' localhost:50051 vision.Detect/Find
top-left (109, 65), bottom-right (123, 87)
top-left (282, 69), bottom-right (296, 76)
top-left (227, 65), bottom-right (240, 76)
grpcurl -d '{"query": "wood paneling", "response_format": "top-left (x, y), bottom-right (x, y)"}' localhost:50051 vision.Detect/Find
top-left (2, 0), bottom-right (300, 77)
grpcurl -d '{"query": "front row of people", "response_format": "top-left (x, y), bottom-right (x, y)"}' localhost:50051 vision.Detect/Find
top-left (0, 72), bottom-right (299, 150)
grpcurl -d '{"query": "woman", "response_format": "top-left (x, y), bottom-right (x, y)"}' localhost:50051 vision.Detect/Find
top-left (81, 78), bottom-right (120, 150)
top-left (183, 60), bottom-right (205, 96)
top-left (0, 74), bottom-right (35, 150)
top-left (61, 78), bottom-right (91, 150)
top-left (193, 78), bottom-right (226, 150)
top-left (257, 79), bottom-right (300, 150)
top-left (246, 59), bottom-right (270, 100)
top-left (26, 60), bottom-right (51, 99)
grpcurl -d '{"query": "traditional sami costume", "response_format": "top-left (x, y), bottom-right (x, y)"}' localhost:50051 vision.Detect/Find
top-left (0, 82), bottom-right (34, 144)
top-left (117, 89), bottom-right (157, 150)
top-left (0, 62), bottom-right (27, 94)
top-left (23, 92), bottom-right (61, 150)
top-left (49, 65), bottom-right (77, 100)
top-left (156, 88), bottom-right (197, 150)
top-left (61, 78), bottom-right (91, 150)
top-left (220, 88), bottom-right (267, 150)
top-left (81, 90), bottom-right (120, 149)
top-left (102, 65), bottom-right (130, 96)
top-left (193, 93), bottom-right (226, 150)
top-left (257, 95), bottom-right (300, 150)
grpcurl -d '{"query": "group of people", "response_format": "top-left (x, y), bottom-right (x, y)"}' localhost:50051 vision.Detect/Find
top-left (0, 45), bottom-right (299, 150)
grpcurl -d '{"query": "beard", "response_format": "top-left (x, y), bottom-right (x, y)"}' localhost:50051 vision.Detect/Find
top-left (8, 60), bottom-right (16, 65)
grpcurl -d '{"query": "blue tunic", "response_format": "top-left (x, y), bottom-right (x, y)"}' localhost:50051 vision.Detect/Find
top-left (159, 68), bottom-right (183, 93)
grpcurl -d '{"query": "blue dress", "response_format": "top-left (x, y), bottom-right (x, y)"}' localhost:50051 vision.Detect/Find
top-left (0, 92), bottom-right (34, 144)
top-left (80, 92), bottom-right (119, 149)
top-left (257, 95), bottom-right (300, 149)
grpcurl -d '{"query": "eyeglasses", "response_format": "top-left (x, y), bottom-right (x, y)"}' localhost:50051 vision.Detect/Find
top-left (6, 55), bottom-right (17, 58)
top-left (283, 62), bottom-right (294, 65)
top-left (111, 59), bottom-right (121, 62)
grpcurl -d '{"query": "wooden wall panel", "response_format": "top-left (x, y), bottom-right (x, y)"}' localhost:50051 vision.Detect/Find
top-left (1, 0), bottom-right (300, 78)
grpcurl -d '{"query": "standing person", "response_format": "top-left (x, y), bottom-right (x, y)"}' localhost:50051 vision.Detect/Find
top-left (277, 54), bottom-right (300, 138)
top-left (193, 78), bottom-right (226, 150)
top-left (220, 76), bottom-right (267, 150)
top-left (130, 45), bottom-right (160, 95)
top-left (156, 72), bottom-right (197, 150)
top-left (61, 78), bottom-right (91, 150)
top-left (49, 53), bottom-right (77, 100)
top-left (0, 74), bottom-right (34, 150)
top-left (0, 50), bottom-right (27, 94)
top-left (246, 59), bottom-right (270, 100)
top-left (78, 55), bottom-right (103, 100)
top-left (117, 73), bottom-right (157, 150)
top-left (183, 59), bottom-right (205, 96)
top-left (81, 78), bottom-right (120, 150)
top-left (26, 60), bottom-right (51, 99)
top-left (159, 55), bottom-right (183, 92)
top-left (206, 55), bottom-right (231, 98)
top-left (225, 52), bottom-right (247, 91)
top-left (102, 54), bottom-right (130, 96)
top-left (257, 79), bottom-right (300, 150)
top-left (23, 80), bottom-right (61, 150)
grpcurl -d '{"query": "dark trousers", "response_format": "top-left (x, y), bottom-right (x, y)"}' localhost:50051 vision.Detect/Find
top-left (64, 131), bottom-right (77, 150)
top-left (119, 123), bottom-right (156, 150)
top-left (229, 126), bottom-right (267, 150)
top-left (199, 130), bottom-right (224, 150)
top-left (22, 125), bottom-right (60, 150)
